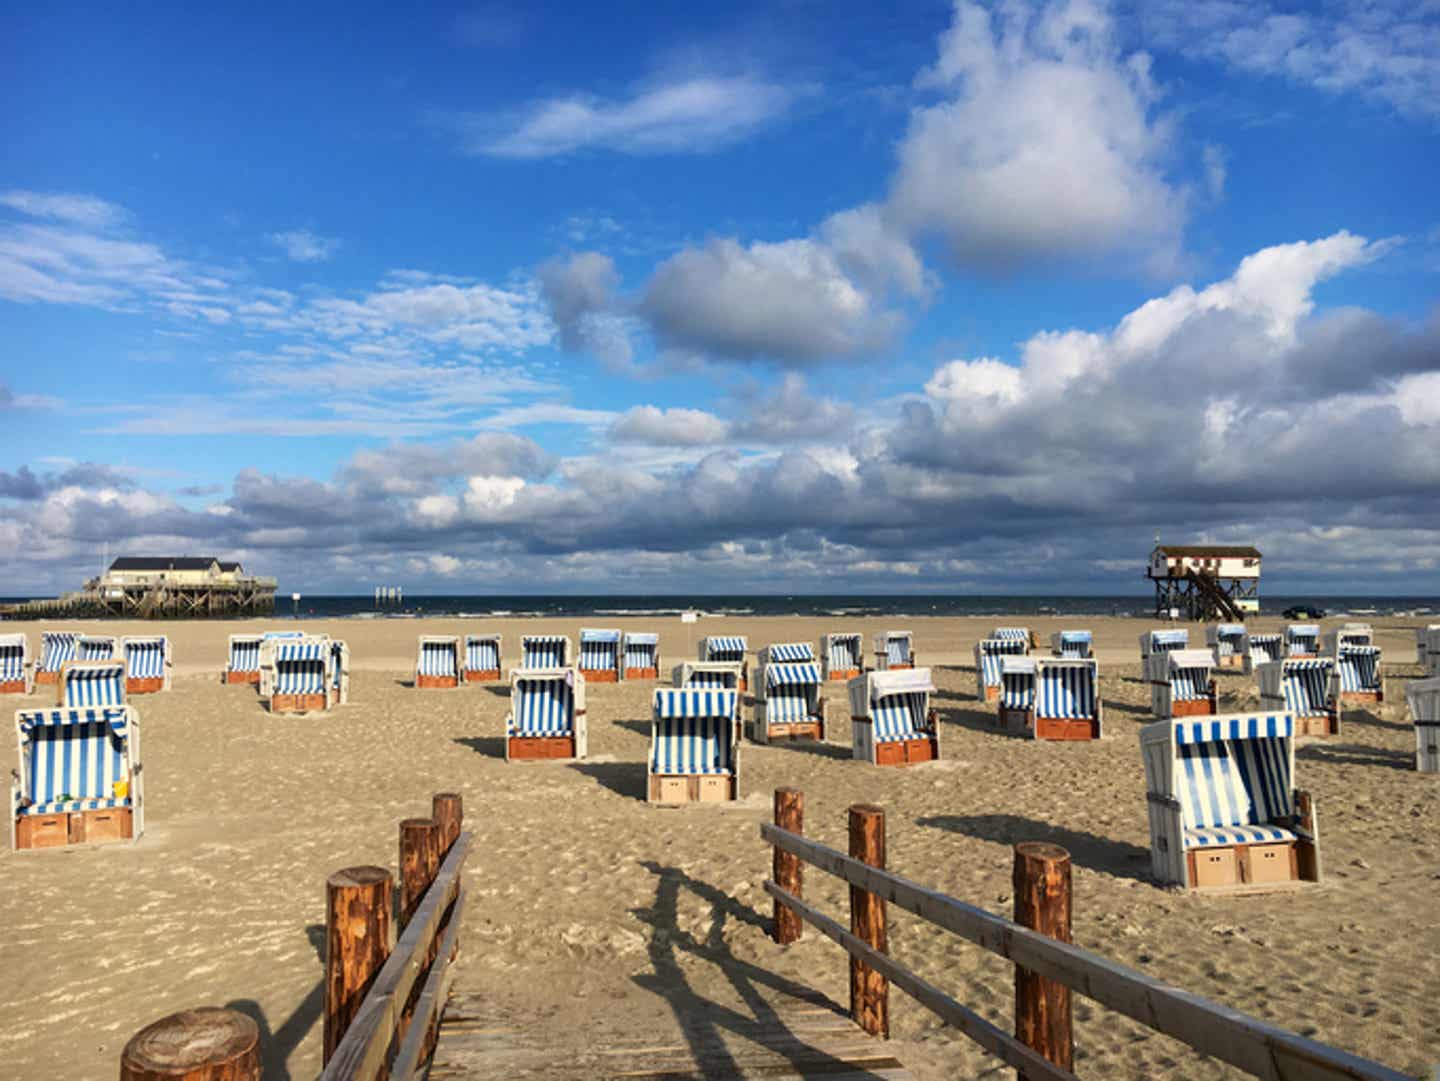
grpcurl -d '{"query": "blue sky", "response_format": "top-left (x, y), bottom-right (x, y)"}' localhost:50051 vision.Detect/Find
top-left (2, 0), bottom-right (1437, 595)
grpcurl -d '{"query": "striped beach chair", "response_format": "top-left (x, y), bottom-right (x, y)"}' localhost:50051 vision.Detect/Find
top-left (1240, 632), bottom-right (1283, 676)
top-left (1257, 658), bottom-right (1337, 737)
top-left (11, 705), bottom-right (143, 850)
top-left (578, 629), bottom-right (621, 682)
top-left (1139, 629), bottom-right (1189, 679)
top-left (1151, 649), bottom-right (1217, 718)
top-left (753, 647), bottom-right (825, 744)
top-left (1323, 623), bottom-right (1373, 653)
top-left (0, 633), bottom-right (31, 695)
top-left (1285, 624), bottom-right (1320, 658)
top-left (263, 636), bottom-right (335, 713)
top-left (78, 635), bottom-right (116, 661)
top-left (873, 631), bottom-right (914, 671)
top-left (1141, 712), bottom-right (1320, 891)
top-left (648, 688), bottom-right (739, 803)
top-left (1050, 630), bottom-right (1093, 659)
top-left (821, 632), bottom-right (864, 682)
top-left (672, 660), bottom-right (744, 695)
top-left (1416, 625), bottom-right (1440, 668)
top-left (1333, 645), bottom-right (1383, 704)
top-left (623, 632), bottom-right (660, 680)
top-left (974, 637), bottom-right (1028, 703)
top-left (997, 657), bottom-right (1102, 740)
top-left (699, 635), bottom-right (749, 690)
top-left (416, 635), bottom-right (461, 689)
top-left (506, 667), bottom-right (587, 761)
top-left (35, 631), bottom-right (81, 685)
top-left (232, 631), bottom-right (301, 689)
top-left (463, 634), bottom-right (502, 682)
top-left (521, 634), bottom-right (571, 669)
top-left (991, 626), bottom-right (1030, 642)
top-left (1406, 676), bottom-right (1440, 774)
top-left (121, 636), bottom-right (171, 694)
top-left (1205, 624), bottom-right (1246, 670)
top-left (848, 668), bottom-right (938, 765)
top-left (58, 660), bottom-right (127, 708)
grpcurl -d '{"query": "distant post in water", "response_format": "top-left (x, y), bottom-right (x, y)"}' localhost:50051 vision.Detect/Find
top-left (399, 817), bottom-right (442, 926)
top-left (848, 803), bottom-right (889, 1038)
top-left (1013, 842), bottom-right (1073, 1076)
top-left (324, 865), bottom-right (393, 1064)
top-left (121, 1007), bottom-right (260, 1081)
top-left (772, 787), bottom-right (804, 945)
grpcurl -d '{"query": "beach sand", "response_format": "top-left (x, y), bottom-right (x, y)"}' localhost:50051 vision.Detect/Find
top-left (0, 614), bottom-right (1435, 1079)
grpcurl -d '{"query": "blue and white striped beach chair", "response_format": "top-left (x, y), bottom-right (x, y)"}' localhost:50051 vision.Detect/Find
top-left (35, 631), bottom-right (81, 686)
top-left (753, 648), bottom-right (825, 744)
top-left (1050, 631), bottom-right (1093, 659)
top-left (672, 660), bottom-right (744, 694)
top-left (699, 635), bottom-right (749, 689)
top-left (463, 634), bottom-right (502, 682)
top-left (649, 688), bottom-right (739, 802)
top-left (1141, 712), bottom-right (1320, 890)
top-left (121, 636), bottom-right (171, 694)
top-left (1257, 659), bottom-right (1337, 737)
top-left (1417, 625), bottom-right (1440, 669)
top-left (998, 657), bottom-right (1102, 740)
top-left (1285, 624), bottom-right (1320, 657)
top-left (873, 631), bottom-right (914, 671)
top-left (990, 627), bottom-right (1030, 642)
top-left (848, 668), bottom-right (937, 765)
top-left (78, 635), bottom-right (116, 661)
top-left (974, 637), bottom-right (1028, 703)
top-left (265, 637), bottom-right (334, 713)
top-left (59, 660), bottom-right (127, 708)
top-left (11, 705), bottom-right (144, 849)
top-left (623, 632), bottom-right (660, 680)
top-left (521, 634), bottom-right (571, 669)
top-left (1151, 649), bottom-right (1217, 718)
top-left (1333, 645), bottom-right (1383, 704)
top-left (0, 634), bottom-right (31, 695)
top-left (821, 632), bottom-right (864, 681)
top-left (1323, 624), bottom-right (1373, 654)
top-left (506, 667), bottom-right (587, 760)
top-left (1407, 676), bottom-right (1440, 774)
top-left (1241, 632), bottom-right (1283, 676)
top-left (998, 656), bottom-right (1037, 732)
top-left (416, 636), bottom-right (461, 689)
top-left (226, 632), bottom-right (297, 685)
top-left (578, 629), bottom-right (622, 682)
top-left (1139, 629), bottom-right (1189, 681)
top-left (1205, 624), bottom-right (1246, 669)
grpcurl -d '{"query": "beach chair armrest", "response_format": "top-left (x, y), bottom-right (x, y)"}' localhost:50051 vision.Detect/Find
top-left (1145, 793), bottom-right (1181, 810)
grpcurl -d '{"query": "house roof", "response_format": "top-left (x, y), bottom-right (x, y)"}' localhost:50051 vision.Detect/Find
top-left (108, 556), bottom-right (220, 572)
top-left (1154, 545), bottom-right (1261, 559)
top-left (218, 561), bottom-right (243, 572)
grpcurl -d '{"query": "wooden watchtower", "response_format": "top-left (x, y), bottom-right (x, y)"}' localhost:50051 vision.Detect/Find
top-left (1146, 544), bottom-right (1260, 622)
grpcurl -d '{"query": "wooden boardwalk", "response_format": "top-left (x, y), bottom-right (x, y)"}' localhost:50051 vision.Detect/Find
top-left (427, 991), bottom-right (914, 1081)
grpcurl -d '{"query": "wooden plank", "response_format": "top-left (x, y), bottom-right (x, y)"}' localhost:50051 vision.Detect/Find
top-left (390, 885), bottom-right (466, 1081)
top-left (765, 881), bottom-right (1075, 1081)
top-left (319, 831), bottom-right (472, 1081)
top-left (762, 825), bottom-right (1408, 1081)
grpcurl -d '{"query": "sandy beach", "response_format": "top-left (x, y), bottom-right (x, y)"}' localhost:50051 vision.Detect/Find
top-left (1, 613), bottom-right (1436, 1080)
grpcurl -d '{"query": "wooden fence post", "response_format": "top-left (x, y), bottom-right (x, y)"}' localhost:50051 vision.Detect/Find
top-left (121, 1007), bottom-right (260, 1081)
top-left (1013, 842), bottom-right (1073, 1078)
top-left (773, 787), bottom-right (804, 945)
top-left (400, 817), bottom-right (442, 927)
top-left (432, 792), bottom-right (463, 855)
top-left (848, 803), bottom-right (889, 1038)
top-left (324, 865), bottom-right (393, 1064)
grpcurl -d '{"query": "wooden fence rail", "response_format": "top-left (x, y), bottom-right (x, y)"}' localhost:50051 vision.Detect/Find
top-left (762, 789), bottom-right (1408, 1081)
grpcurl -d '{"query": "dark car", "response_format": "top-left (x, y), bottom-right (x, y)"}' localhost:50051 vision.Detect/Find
top-left (1282, 605), bottom-right (1326, 619)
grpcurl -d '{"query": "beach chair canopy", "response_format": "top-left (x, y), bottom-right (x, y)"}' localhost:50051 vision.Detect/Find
top-left (876, 631), bottom-right (912, 666)
top-left (15, 706), bottom-right (136, 816)
top-left (521, 635), bottom-right (570, 668)
top-left (763, 662), bottom-right (821, 723)
top-left (274, 641), bottom-right (330, 695)
top-left (674, 661), bottom-right (742, 691)
top-left (852, 669), bottom-right (935, 743)
top-left (1260, 659), bottom-right (1332, 716)
top-left (701, 636), bottom-right (747, 662)
top-left (1245, 633), bottom-right (1283, 662)
top-left (1335, 646), bottom-right (1381, 693)
top-left (1000, 656), bottom-right (1037, 709)
top-left (651, 689), bottom-right (738, 775)
top-left (418, 636), bottom-right (459, 678)
top-left (991, 627), bottom-right (1029, 641)
top-left (123, 637), bottom-right (168, 680)
top-left (977, 637), bottom-right (1028, 686)
top-left (1327, 624), bottom-right (1373, 652)
top-left (1038, 659), bottom-right (1098, 718)
top-left (624, 632), bottom-right (659, 668)
top-left (1141, 629), bottom-right (1189, 656)
top-left (78, 636), bottom-right (116, 661)
top-left (1286, 624), bottom-right (1320, 654)
top-left (823, 633), bottom-right (863, 669)
top-left (1207, 624), bottom-right (1245, 656)
top-left (1173, 713), bottom-right (1297, 849)
top-left (1417, 626), bottom-right (1440, 665)
top-left (0, 634), bottom-right (26, 682)
top-left (38, 632), bottom-right (80, 673)
top-left (508, 669), bottom-right (577, 736)
top-left (1166, 650), bottom-right (1214, 701)
top-left (62, 661), bottom-right (127, 707)
top-left (464, 634), bottom-right (501, 671)
top-left (1051, 630), bottom-right (1093, 658)
top-left (579, 629), bottom-right (621, 670)
top-left (767, 642), bottom-right (816, 663)
top-left (1408, 676), bottom-right (1440, 721)
top-left (228, 635), bottom-right (262, 673)
top-left (765, 662), bottom-right (821, 687)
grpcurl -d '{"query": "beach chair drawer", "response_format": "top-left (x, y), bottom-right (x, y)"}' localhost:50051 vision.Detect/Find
top-left (1036, 716), bottom-right (1100, 741)
top-left (1190, 847), bottom-right (1239, 889)
top-left (1294, 714), bottom-right (1335, 737)
top-left (16, 813), bottom-right (72, 849)
top-left (509, 736), bottom-right (575, 760)
top-left (463, 669), bottom-right (500, 683)
top-left (127, 677), bottom-right (165, 694)
top-left (416, 674), bottom-right (459, 689)
top-left (0, 678), bottom-right (27, 694)
top-left (697, 776), bottom-right (732, 802)
top-left (225, 669), bottom-right (260, 684)
top-left (1242, 842), bottom-right (1295, 884)
top-left (876, 737), bottom-right (938, 766)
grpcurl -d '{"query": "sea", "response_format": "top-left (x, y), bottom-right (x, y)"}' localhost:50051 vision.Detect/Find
top-left (8, 593), bottom-right (1419, 621)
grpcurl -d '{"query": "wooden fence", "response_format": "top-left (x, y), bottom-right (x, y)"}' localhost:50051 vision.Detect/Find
top-left (117, 792), bottom-right (468, 1081)
top-left (763, 787), bottom-right (1408, 1081)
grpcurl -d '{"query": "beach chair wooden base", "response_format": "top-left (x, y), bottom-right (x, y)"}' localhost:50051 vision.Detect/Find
top-left (463, 669), bottom-right (500, 683)
top-left (0, 679), bottom-right (25, 694)
top-left (270, 693), bottom-right (328, 714)
top-left (1337, 690), bottom-right (1381, 705)
top-left (873, 736), bottom-right (939, 766)
top-left (1170, 697), bottom-right (1217, 718)
top-left (1035, 715), bottom-right (1101, 741)
top-left (980, 684), bottom-right (1000, 703)
top-left (649, 774), bottom-right (735, 804)
top-left (416, 674), bottom-right (459, 689)
top-left (997, 706), bottom-right (1031, 734)
top-left (126, 677), bottom-right (164, 695)
top-left (225, 670), bottom-right (260, 684)
top-left (886, 663), bottom-right (915, 671)
top-left (15, 807), bottom-right (134, 851)
top-left (827, 668), bottom-right (861, 682)
top-left (1186, 840), bottom-right (1306, 891)
top-left (761, 720), bottom-right (825, 742)
top-left (1294, 713), bottom-right (1338, 737)
top-left (624, 666), bottom-right (659, 680)
top-left (580, 668), bottom-right (618, 683)
top-left (35, 671), bottom-right (59, 686)
top-left (1216, 655), bottom-right (1244, 670)
top-left (507, 736), bottom-right (577, 760)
